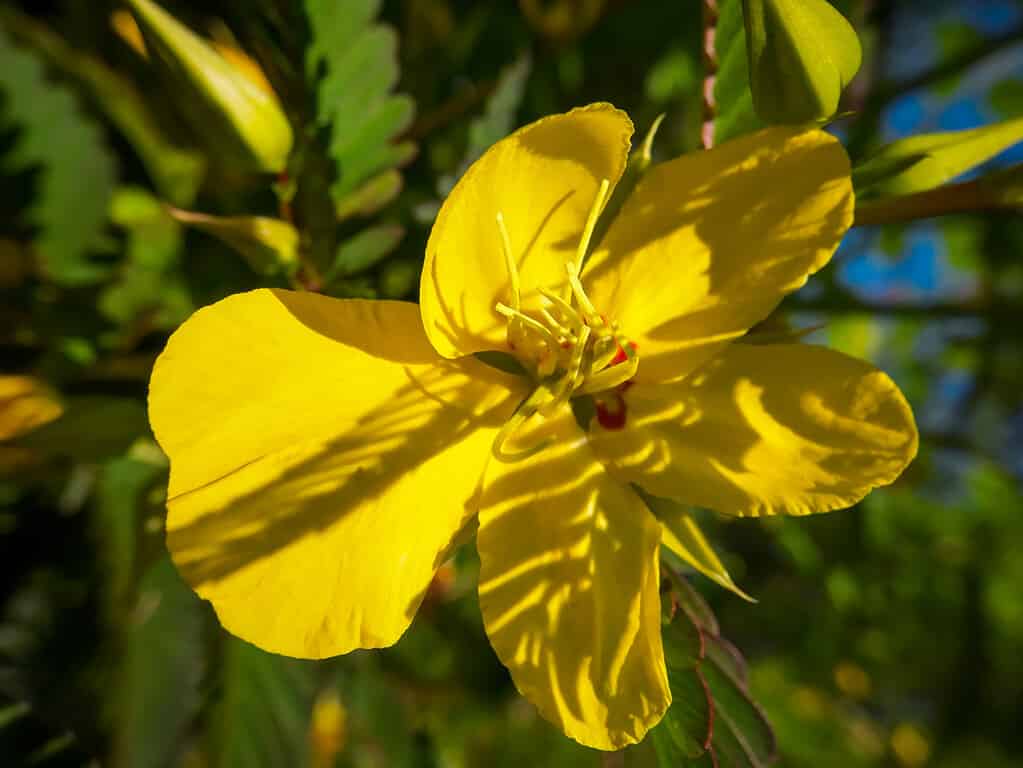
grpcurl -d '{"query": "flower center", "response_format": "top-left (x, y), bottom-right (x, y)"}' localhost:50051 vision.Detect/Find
top-left (491, 179), bottom-right (638, 459)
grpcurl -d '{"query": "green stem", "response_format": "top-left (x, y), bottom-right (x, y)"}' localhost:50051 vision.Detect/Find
top-left (854, 169), bottom-right (1022, 226)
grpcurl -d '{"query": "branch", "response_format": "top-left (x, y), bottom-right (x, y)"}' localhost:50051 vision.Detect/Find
top-left (854, 165), bottom-right (1023, 226)
top-left (789, 296), bottom-right (1006, 319)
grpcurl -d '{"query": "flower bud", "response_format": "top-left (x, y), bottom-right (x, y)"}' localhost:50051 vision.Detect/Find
top-left (742, 0), bottom-right (861, 124)
top-left (166, 208), bottom-right (298, 276)
top-left (124, 0), bottom-right (292, 173)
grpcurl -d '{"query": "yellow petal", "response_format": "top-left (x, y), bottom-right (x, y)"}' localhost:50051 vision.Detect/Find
top-left (0, 375), bottom-right (63, 441)
top-left (477, 407), bottom-right (669, 750)
top-left (644, 494), bottom-right (754, 602)
top-left (583, 127), bottom-right (853, 384)
top-left (589, 343), bottom-right (917, 517)
top-left (421, 103), bottom-right (633, 359)
top-left (149, 288), bottom-right (524, 658)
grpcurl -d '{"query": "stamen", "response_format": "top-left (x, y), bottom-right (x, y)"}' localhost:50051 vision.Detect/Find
top-left (539, 307), bottom-right (573, 339)
top-left (539, 326), bottom-right (591, 416)
top-left (491, 388), bottom-right (556, 461)
top-left (577, 354), bottom-right (639, 395)
top-left (496, 212), bottom-right (520, 309)
top-left (539, 288), bottom-right (583, 331)
top-left (495, 303), bottom-right (557, 348)
top-left (566, 266), bottom-right (600, 322)
top-left (570, 178), bottom-right (611, 279)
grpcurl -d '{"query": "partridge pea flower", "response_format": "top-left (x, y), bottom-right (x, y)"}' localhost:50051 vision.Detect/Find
top-left (149, 104), bottom-right (917, 750)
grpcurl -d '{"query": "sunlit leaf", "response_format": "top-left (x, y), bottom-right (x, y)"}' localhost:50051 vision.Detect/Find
top-left (742, 0), bottom-right (861, 125)
top-left (853, 116), bottom-right (1023, 198)
top-left (167, 207), bottom-right (299, 277)
top-left (124, 0), bottom-right (292, 173)
top-left (305, 0), bottom-right (415, 202)
top-left (645, 494), bottom-right (755, 602)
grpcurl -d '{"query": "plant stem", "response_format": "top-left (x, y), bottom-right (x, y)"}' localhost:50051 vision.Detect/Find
top-left (700, 0), bottom-right (719, 150)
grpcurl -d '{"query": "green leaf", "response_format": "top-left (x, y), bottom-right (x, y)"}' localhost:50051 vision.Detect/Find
top-left (211, 638), bottom-right (318, 768)
top-left (438, 52), bottom-right (532, 196)
top-left (714, 0), bottom-right (764, 144)
top-left (19, 397), bottom-right (148, 463)
top-left (335, 168), bottom-right (403, 221)
top-left (100, 188), bottom-right (192, 337)
top-left (327, 224), bottom-right (405, 282)
top-left (853, 116), bottom-right (1023, 198)
top-left (305, 0), bottom-right (416, 202)
top-left (0, 8), bottom-right (204, 206)
top-left (934, 21), bottom-right (984, 97)
top-left (742, 0), bottom-right (862, 125)
top-left (702, 635), bottom-right (776, 767)
top-left (650, 573), bottom-right (778, 767)
top-left (378, 257), bottom-right (419, 299)
top-left (93, 453), bottom-right (166, 619)
top-left (652, 616), bottom-right (713, 760)
top-left (0, 28), bottom-right (117, 285)
top-left (111, 557), bottom-right (204, 768)
top-left (989, 78), bottom-right (1023, 121)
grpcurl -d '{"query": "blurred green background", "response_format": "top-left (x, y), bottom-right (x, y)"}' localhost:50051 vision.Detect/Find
top-left (2, 0), bottom-right (1023, 766)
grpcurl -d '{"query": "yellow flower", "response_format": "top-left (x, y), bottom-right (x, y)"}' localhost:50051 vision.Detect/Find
top-left (148, 103), bottom-right (918, 750)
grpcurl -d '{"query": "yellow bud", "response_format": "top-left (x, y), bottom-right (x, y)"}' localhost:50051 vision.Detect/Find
top-left (742, 0), bottom-right (862, 124)
top-left (890, 723), bottom-right (930, 768)
top-left (308, 689), bottom-right (346, 767)
top-left (124, 0), bottom-right (292, 173)
top-left (0, 376), bottom-right (63, 441)
top-left (166, 208), bottom-right (298, 276)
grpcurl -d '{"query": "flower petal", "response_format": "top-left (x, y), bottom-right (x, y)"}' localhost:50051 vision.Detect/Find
top-left (476, 407), bottom-right (669, 750)
top-left (421, 103), bottom-right (633, 358)
top-left (583, 127), bottom-right (853, 383)
top-left (589, 343), bottom-right (918, 517)
top-left (149, 288), bottom-right (524, 658)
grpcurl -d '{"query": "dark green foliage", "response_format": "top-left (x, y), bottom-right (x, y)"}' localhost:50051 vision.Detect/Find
top-left (0, 28), bottom-right (117, 285)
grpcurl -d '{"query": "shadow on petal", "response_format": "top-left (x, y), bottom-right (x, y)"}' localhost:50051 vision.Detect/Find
top-left (590, 343), bottom-right (918, 518)
top-left (477, 410), bottom-right (669, 750)
top-left (584, 128), bottom-right (853, 383)
top-left (150, 289), bottom-right (523, 657)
